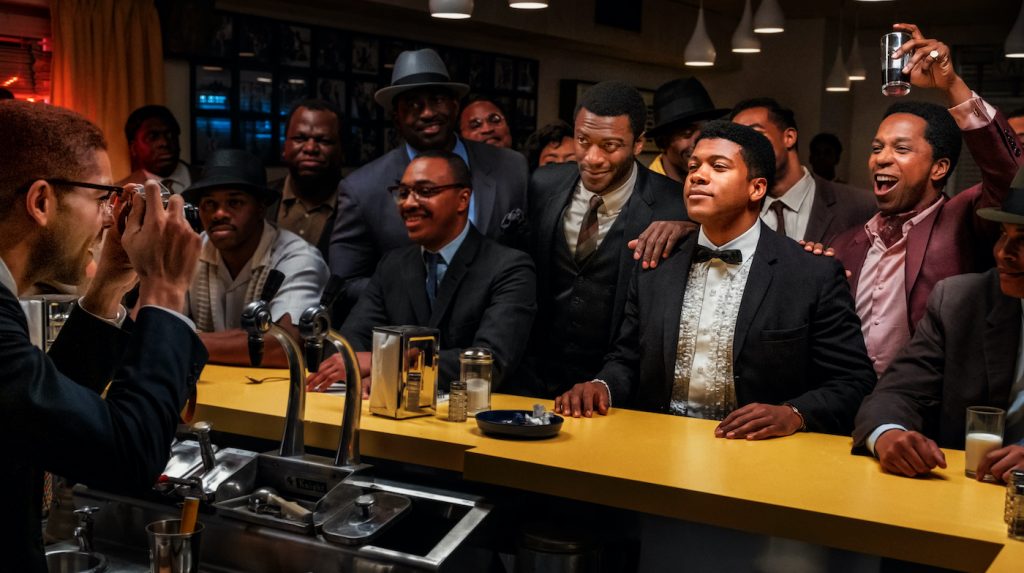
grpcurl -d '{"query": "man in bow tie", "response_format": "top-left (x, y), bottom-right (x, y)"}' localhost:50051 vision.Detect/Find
top-left (555, 121), bottom-right (875, 439)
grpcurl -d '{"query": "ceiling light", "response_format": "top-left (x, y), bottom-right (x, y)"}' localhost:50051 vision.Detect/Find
top-left (430, 0), bottom-right (473, 19)
top-left (753, 0), bottom-right (785, 34)
top-left (732, 0), bottom-right (761, 53)
top-left (509, 1), bottom-right (548, 8)
top-left (685, 4), bottom-right (716, 66)
top-left (1007, 0), bottom-right (1024, 58)
top-left (846, 35), bottom-right (866, 80)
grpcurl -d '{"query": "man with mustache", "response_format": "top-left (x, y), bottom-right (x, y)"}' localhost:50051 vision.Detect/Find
top-left (329, 49), bottom-right (528, 320)
top-left (0, 100), bottom-right (206, 571)
top-left (118, 105), bottom-right (195, 195)
top-left (307, 151), bottom-right (536, 393)
top-left (184, 149), bottom-right (328, 368)
top-left (555, 120), bottom-right (875, 438)
top-left (853, 184), bottom-right (1024, 482)
top-left (266, 99), bottom-right (343, 260)
top-left (829, 24), bottom-right (1024, 378)
top-left (459, 97), bottom-right (513, 149)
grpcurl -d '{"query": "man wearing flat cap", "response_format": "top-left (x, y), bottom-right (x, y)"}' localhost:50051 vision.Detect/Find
top-left (184, 149), bottom-right (328, 367)
top-left (853, 176), bottom-right (1024, 483)
top-left (647, 77), bottom-right (729, 184)
top-left (329, 48), bottom-right (528, 319)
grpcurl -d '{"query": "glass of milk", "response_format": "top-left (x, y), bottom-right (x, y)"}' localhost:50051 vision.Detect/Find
top-left (965, 406), bottom-right (1005, 479)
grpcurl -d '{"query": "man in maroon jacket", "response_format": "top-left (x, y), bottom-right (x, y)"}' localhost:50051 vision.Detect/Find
top-left (830, 23), bottom-right (1023, 378)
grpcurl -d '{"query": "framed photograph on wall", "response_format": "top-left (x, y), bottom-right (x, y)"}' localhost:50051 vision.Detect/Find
top-left (351, 36), bottom-right (380, 74)
top-left (279, 24), bottom-right (312, 68)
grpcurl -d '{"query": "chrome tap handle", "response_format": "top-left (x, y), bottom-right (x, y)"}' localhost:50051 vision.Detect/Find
top-left (241, 269), bottom-right (287, 367)
top-left (300, 275), bottom-right (345, 372)
top-left (260, 269), bottom-right (287, 303)
top-left (325, 331), bottom-right (362, 467)
top-left (73, 506), bottom-right (99, 553)
top-left (191, 420), bottom-right (216, 474)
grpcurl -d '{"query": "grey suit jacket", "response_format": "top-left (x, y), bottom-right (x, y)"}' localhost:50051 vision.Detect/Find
top-left (803, 175), bottom-right (877, 245)
top-left (329, 139), bottom-right (528, 315)
top-left (596, 223), bottom-right (876, 435)
top-left (852, 269), bottom-right (1019, 450)
top-left (340, 225), bottom-right (536, 391)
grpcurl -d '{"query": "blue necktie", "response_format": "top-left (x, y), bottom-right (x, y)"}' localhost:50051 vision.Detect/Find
top-left (424, 251), bottom-right (445, 308)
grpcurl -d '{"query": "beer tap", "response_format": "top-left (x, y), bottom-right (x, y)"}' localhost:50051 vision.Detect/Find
top-left (298, 275), bottom-right (363, 467)
top-left (241, 269), bottom-right (308, 458)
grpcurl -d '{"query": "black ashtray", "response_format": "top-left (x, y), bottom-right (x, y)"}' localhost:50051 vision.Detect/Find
top-left (475, 410), bottom-right (564, 439)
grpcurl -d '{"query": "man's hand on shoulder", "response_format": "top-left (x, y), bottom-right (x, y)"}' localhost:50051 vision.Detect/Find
top-left (628, 221), bottom-right (697, 269)
top-left (798, 240), bottom-right (852, 278)
top-left (554, 381), bottom-right (610, 418)
top-left (976, 444), bottom-right (1024, 484)
top-left (715, 403), bottom-right (803, 440)
top-left (874, 429), bottom-right (947, 477)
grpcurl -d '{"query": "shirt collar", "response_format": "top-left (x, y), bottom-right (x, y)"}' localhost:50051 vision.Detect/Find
top-left (424, 221), bottom-right (472, 264)
top-left (405, 136), bottom-right (470, 168)
top-left (697, 219), bottom-right (761, 263)
top-left (144, 161), bottom-right (190, 187)
top-left (863, 194), bottom-right (946, 240)
top-left (578, 162), bottom-right (638, 216)
top-left (281, 174), bottom-right (338, 210)
top-left (762, 166), bottom-right (813, 214)
top-left (0, 255), bottom-right (17, 296)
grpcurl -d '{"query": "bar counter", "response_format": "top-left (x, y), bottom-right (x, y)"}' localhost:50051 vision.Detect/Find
top-left (195, 365), bottom-right (1024, 572)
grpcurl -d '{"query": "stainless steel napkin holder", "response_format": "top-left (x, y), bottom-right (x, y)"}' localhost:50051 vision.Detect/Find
top-left (368, 326), bottom-right (438, 419)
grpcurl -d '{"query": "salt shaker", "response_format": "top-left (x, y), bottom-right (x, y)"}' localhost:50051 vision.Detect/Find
top-left (448, 379), bottom-right (468, 422)
top-left (460, 348), bottom-right (493, 415)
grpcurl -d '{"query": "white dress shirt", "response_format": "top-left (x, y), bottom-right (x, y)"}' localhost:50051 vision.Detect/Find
top-left (144, 161), bottom-right (192, 195)
top-left (760, 166), bottom-right (814, 241)
top-left (563, 164), bottom-right (637, 255)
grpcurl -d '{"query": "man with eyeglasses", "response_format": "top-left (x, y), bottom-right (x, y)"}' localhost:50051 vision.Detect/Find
top-left (329, 48), bottom-right (528, 321)
top-left (266, 99), bottom-right (344, 260)
top-left (306, 150), bottom-right (536, 394)
top-left (183, 149), bottom-right (328, 368)
top-left (459, 97), bottom-right (513, 149)
top-left (0, 100), bottom-right (206, 571)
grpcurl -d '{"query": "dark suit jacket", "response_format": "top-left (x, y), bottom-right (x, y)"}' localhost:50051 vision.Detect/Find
top-left (340, 225), bottom-right (536, 391)
top-left (265, 176), bottom-right (337, 260)
top-left (853, 269), bottom-right (1019, 451)
top-left (0, 287), bottom-right (207, 572)
top-left (596, 223), bottom-right (876, 435)
top-left (528, 162), bottom-right (687, 351)
top-left (803, 175), bottom-right (877, 244)
top-left (832, 112), bottom-right (1023, 333)
top-left (329, 139), bottom-right (528, 313)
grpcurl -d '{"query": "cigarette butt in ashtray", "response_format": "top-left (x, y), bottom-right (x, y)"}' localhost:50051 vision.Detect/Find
top-left (180, 496), bottom-right (199, 534)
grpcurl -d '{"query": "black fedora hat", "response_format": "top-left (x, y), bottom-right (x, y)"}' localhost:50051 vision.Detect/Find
top-left (374, 48), bottom-right (470, 109)
top-left (647, 77), bottom-right (729, 138)
top-left (978, 167), bottom-right (1024, 225)
top-left (182, 149), bottom-right (279, 206)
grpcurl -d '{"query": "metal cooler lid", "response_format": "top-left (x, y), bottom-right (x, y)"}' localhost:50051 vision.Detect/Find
top-left (321, 492), bottom-right (412, 545)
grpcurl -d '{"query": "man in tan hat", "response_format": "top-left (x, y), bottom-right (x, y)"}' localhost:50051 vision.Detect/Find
top-left (853, 180), bottom-right (1024, 483)
top-left (646, 77), bottom-right (729, 184)
top-left (329, 48), bottom-right (527, 319)
top-left (184, 149), bottom-right (328, 367)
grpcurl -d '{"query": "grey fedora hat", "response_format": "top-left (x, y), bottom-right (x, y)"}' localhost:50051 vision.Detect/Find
top-left (978, 167), bottom-right (1024, 225)
top-left (182, 149), bottom-right (279, 206)
top-left (647, 77), bottom-right (729, 138)
top-left (374, 48), bottom-right (470, 109)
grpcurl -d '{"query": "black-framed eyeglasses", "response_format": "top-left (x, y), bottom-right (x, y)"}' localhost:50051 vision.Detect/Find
top-left (387, 182), bottom-right (467, 204)
top-left (47, 179), bottom-right (125, 201)
top-left (467, 113), bottom-right (505, 130)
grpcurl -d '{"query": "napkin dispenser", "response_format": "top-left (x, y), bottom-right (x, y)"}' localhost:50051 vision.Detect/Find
top-left (19, 294), bottom-right (78, 351)
top-left (369, 326), bottom-right (439, 419)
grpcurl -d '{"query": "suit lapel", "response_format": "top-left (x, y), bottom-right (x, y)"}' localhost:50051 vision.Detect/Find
top-left (733, 223), bottom-right (777, 359)
top-left (401, 248), bottom-right (431, 325)
top-left (905, 202), bottom-right (941, 298)
top-left (429, 227), bottom-right (482, 327)
top-left (804, 177), bottom-right (835, 243)
top-left (536, 178), bottom-right (577, 282)
top-left (467, 143), bottom-right (497, 234)
top-left (843, 232), bottom-right (870, 294)
top-left (984, 274), bottom-right (1021, 403)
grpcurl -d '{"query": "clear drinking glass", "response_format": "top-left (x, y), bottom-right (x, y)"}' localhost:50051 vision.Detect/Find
top-left (965, 406), bottom-right (1005, 480)
top-left (881, 31), bottom-right (912, 96)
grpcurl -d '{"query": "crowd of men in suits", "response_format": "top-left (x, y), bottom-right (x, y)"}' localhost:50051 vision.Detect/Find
top-left (3, 21), bottom-right (1024, 570)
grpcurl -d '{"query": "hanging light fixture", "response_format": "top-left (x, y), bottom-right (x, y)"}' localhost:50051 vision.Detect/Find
top-left (846, 8), bottom-right (866, 80)
top-left (509, 0), bottom-right (548, 8)
top-left (1007, 0), bottom-right (1024, 58)
top-left (732, 0), bottom-right (761, 53)
top-left (753, 0), bottom-right (785, 34)
top-left (685, 3), bottom-right (716, 67)
top-left (429, 0), bottom-right (473, 19)
top-left (825, 10), bottom-right (850, 92)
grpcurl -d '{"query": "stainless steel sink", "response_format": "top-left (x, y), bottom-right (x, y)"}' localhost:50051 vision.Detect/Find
top-left (45, 549), bottom-right (107, 573)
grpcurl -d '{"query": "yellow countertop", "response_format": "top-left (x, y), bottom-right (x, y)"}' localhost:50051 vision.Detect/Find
top-left (195, 365), bottom-right (1024, 572)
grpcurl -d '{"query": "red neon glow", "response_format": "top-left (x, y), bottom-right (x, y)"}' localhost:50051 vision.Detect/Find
top-left (2, 76), bottom-right (18, 87)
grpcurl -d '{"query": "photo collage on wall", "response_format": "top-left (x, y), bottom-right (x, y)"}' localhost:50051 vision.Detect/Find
top-left (163, 10), bottom-right (540, 168)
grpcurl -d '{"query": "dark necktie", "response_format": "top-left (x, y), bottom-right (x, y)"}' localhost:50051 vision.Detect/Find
top-left (424, 251), bottom-right (445, 307)
top-left (878, 211), bottom-right (917, 248)
top-left (694, 244), bottom-right (743, 265)
top-left (768, 200), bottom-right (788, 238)
top-left (575, 194), bottom-right (604, 262)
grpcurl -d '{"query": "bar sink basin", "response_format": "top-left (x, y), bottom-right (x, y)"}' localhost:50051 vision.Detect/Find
top-left (44, 550), bottom-right (107, 573)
